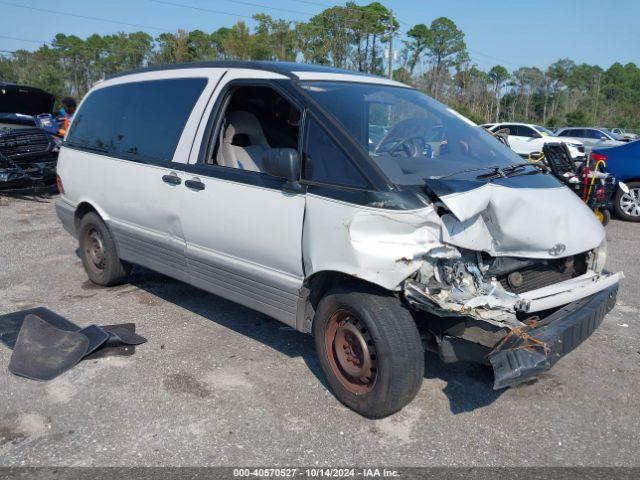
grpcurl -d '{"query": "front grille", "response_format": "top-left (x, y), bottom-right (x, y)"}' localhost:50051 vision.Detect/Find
top-left (498, 257), bottom-right (587, 294)
top-left (0, 129), bottom-right (51, 158)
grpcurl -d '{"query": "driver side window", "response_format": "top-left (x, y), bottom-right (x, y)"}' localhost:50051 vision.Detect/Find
top-left (205, 85), bottom-right (301, 173)
top-left (519, 126), bottom-right (539, 138)
top-left (302, 118), bottom-right (367, 188)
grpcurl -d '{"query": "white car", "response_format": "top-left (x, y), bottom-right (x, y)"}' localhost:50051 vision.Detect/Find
top-left (610, 128), bottom-right (638, 142)
top-left (55, 62), bottom-right (621, 418)
top-left (487, 122), bottom-right (585, 160)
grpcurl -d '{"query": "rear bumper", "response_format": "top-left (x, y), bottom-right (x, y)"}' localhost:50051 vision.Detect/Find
top-left (488, 283), bottom-right (618, 389)
top-left (55, 198), bottom-right (76, 237)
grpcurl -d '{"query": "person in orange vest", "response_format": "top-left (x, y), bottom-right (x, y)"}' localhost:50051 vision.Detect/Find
top-left (57, 97), bottom-right (77, 137)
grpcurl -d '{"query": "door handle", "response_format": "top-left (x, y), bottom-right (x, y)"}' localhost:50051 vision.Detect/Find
top-left (162, 174), bottom-right (181, 185)
top-left (185, 179), bottom-right (205, 191)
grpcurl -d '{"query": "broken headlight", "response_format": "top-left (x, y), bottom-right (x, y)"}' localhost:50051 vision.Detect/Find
top-left (592, 239), bottom-right (608, 273)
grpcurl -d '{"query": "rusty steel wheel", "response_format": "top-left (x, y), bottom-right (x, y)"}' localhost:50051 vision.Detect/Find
top-left (78, 212), bottom-right (131, 286)
top-left (324, 309), bottom-right (377, 394)
top-left (82, 227), bottom-right (106, 274)
top-left (313, 286), bottom-right (424, 418)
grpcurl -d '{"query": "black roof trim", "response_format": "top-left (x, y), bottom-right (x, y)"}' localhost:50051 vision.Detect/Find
top-left (104, 60), bottom-right (379, 81)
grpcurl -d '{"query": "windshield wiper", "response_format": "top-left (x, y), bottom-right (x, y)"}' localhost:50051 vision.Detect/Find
top-left (429, 165), bottom-right (506, 180)
top-left (429, 162), bottom-right (546, 182)
top-left (476, 162), bottom-right (528, 180)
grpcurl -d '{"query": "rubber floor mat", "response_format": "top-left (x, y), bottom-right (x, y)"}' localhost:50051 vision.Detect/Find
top-left (9, 314), bottom-right (89, 381)
top-left (84, 323), bottom-right (143, 360)
top-left (0, 309), bottom-right (145, 359)
top-left (78, 324), bottom-right (110, 356)
top-left (0, 307), bottom-right (77, 349)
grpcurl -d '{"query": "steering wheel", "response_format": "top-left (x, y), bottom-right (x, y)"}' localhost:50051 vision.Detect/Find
top-left (386, 134), bottom-right (427, 157)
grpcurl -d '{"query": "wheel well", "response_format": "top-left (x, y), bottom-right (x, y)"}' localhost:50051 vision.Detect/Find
top-left (299, 270), bottom-right (394, 333)
top-left (620, 178), bottom-right (640, 185)
top-left (74, 202), bottom-right (99, 233)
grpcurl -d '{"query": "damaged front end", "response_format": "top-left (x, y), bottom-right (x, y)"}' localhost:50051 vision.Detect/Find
top-left (401, 175), bottom-right (623, 389)
top-left (0, 127), bottom-right (59, 192)
top-left (404, 243), bottom-right (622, 388)
top-left (406, 247), bottom-right (623, 390)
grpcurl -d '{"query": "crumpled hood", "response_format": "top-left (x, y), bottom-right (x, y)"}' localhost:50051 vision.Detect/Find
top-left (425, 175), bottom-right (605, 259)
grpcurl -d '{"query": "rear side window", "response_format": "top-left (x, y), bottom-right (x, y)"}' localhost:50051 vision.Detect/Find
top-left (559, 129), bottom-right (579, 137)
top-left (67, 78), bottom-right (207, 163)
top-left (303, 118), bottom-right (368, 188)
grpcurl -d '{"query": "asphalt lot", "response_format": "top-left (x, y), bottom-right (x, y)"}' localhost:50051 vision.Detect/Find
top-left (0, 194), bottom-right (638, 467)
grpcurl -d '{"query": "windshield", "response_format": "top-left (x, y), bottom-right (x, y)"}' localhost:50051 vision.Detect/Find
top-left (299, 81), bottom-right (523, 186)
top-left (534, 125), bottom-right (554, 136)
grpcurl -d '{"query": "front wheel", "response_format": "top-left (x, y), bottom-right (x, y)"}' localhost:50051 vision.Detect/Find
top-left (313, 285), bottom-right (424, 418)
top-left (614, 181), bottom-right (640, 222)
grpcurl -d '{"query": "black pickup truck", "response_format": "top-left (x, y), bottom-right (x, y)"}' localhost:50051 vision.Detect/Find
top-left (0, 82), bottom-right (60, 192)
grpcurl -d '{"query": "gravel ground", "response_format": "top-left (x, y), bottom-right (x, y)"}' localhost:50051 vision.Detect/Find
top-left (0, 194), bottom-right (638, 467)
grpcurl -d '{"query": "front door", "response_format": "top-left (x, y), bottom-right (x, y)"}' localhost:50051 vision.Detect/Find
top-left (180, 79), bottom-right (306, 326)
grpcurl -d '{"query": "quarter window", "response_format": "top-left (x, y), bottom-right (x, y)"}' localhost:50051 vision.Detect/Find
top-left (67, 78), bottom-right (207, 163)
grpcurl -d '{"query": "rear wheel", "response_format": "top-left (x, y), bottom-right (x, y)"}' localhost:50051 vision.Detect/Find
top-left (614, 181), bottom-right (640, 222)
top-left (313, 285), bottom-right (424, 418)
top-left (78, 212), bottom-right (131, 286)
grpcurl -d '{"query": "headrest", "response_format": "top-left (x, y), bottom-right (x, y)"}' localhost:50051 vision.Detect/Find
top-left (223, 111), bottom-right (269, 147)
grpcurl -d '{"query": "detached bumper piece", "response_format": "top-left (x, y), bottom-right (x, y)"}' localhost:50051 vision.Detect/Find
top-left (0, 307), bottom-right (146, 381)
top-left (488, 284), bottom-right (618, 390)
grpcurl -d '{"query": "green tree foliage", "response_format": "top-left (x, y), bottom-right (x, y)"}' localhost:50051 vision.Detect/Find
top-left (424, 17), bottom-right (466, 99)
top-left (488, 65), bottom-right (510, 122)
top-left (0, 2), bottom-right (637, 129)
top-left (404, 24), bottom-right (431, 76)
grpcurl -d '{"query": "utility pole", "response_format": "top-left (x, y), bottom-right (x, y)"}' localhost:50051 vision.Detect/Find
top-left (388, 10), bottom-right (394, 79)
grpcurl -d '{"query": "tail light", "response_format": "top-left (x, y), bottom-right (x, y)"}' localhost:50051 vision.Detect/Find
top-left (56, 174), bottom-right (65, 194)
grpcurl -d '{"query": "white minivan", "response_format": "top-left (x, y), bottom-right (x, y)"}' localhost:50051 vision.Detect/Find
top-left (56, 61), bottom-right (622, 418)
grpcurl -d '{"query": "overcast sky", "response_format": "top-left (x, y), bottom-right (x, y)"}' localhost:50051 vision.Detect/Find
top-left (1, 0), bottom-right (638, 71)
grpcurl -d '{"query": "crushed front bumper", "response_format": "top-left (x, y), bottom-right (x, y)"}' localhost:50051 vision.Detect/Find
top-left (488, 283), bottom-right (618, 389)
top-left (0, 158), bottom-right (57, 193)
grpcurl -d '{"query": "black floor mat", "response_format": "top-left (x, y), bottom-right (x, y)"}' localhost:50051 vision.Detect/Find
top-left (0, 307), bottom-right (78, 349)
top-left (78, 324), bottom-right (110, 356)
top-left (8, 314), bottom-right (89, 381)
top-left (0, 308), bottom-right (146, 360)
top-left (83, 323), bottom-right (139, 360)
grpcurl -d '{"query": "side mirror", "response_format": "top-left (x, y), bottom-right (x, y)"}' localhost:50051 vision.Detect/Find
top-left (601, 136), bottom-right (609, 141)
top-left (262, 148), bottom-right (302, 191)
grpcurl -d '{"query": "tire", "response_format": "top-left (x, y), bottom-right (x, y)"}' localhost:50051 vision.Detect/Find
top-left (614, 181), bottom-right (640, 222)
top-left (594, 208), bottom-right (611, 226)
top-left (78, 212), bottom-right (131, 286)
top-left (313, 285), bottom-right (424, 418)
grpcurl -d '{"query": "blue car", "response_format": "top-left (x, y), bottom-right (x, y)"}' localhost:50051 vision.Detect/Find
top-left (592, 140), bottom-right (640, 221)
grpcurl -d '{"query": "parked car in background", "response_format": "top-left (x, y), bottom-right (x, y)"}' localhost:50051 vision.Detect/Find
top-left (610, 128), bottom-right (638, 142)
top-left (555, 127), bottom-right (625, 153)
top-left (0, 82), bottom-right (61, 191)
top-left (485, 122), bottom-right (585, 160)
top-left (55, 61), bottom-right (621, 417)
top-left (591, 140), bottom-right (640, 221)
